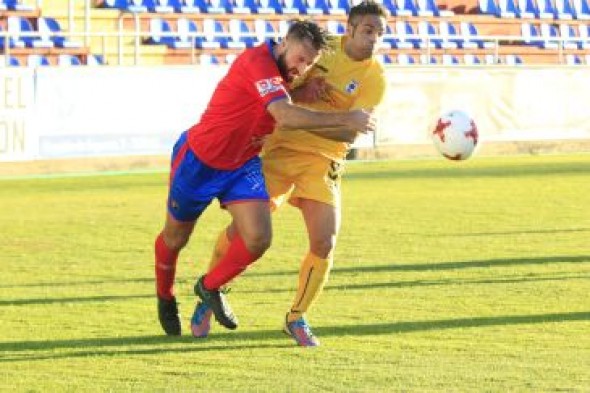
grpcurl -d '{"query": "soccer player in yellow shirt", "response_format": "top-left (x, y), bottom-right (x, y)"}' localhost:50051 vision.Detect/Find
top-left (191, 1), bottom-right (388, 346)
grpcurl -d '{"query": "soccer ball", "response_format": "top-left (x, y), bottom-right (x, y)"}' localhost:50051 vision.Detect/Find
top-left (432, 110), bottom-right (479, 160)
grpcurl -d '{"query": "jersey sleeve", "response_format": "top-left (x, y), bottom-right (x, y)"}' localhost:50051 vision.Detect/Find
top-left (350, 69), bottom-right (386, 110)
top-left (244, 54), bottom-right (289, 107)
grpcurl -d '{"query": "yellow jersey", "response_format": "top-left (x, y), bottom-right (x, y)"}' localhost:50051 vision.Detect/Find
top-left (263, 35), bottom-right (386, 162)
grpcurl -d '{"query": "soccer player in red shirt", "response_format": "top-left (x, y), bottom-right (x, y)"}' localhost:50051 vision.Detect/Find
top-left (155, 20), bottom-right (376, 336)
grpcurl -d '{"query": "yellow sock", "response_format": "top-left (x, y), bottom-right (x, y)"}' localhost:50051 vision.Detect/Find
top-left (287, 252), bottom-right (333, 323)
top-left (208, 228), bottom-right (231, 272)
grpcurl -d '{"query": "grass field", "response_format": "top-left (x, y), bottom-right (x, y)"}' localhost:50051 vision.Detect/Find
top-left (1, 154), bottom-right (589, 392)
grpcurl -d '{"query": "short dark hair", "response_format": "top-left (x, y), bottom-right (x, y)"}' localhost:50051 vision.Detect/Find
top-left (286, 19), bottom-right (330, 51)
top-left (348, 0), bottom-right (388, 24)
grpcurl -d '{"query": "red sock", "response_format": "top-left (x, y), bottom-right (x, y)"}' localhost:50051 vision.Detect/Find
top-left (155, 233), bottom-right (179, 300)
top-left (203, 234), bottom-right (259, 290)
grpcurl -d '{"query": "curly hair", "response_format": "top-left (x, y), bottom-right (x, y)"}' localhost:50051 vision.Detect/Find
top-left (286, 19), bottom-right (330, 51)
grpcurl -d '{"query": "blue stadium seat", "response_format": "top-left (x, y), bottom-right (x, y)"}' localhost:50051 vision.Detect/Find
top-left (460, 22), bottom-right (496, 49)
top-left (231, 0), bottom-right (257, 13)
top-left (199, 53), bottom-right (220, 64)
top-left (257, 0), bottom-right (282, 13)
top-left (27, 54), bottom-right (50, 67)
top-left (504, 54), bottom-right (523, 64)
top-left (439, 21), bottom-right (465, 48)
top-left (151, 0), bottom-right (183, 12)
top-left (441, 54), bottom-right (459, 65)
top-left (381, 24), bottom-right (396, 49)
top-left (565, 53), bottom-right (582, 64)
top-left (555, 0), bottom-right (575, 19)
top-left (326, 0), bottom-right (348, 15)
top-left (420, 54), bottom-right (437, 64)
top-left (38, 17), bottom-right (83, 48)
top-left (282, 0), bottom-right (307, 14)
top-left (463, 54), bottom-right (481, 64)
top-left (145, 18), bottom-right (178, 46)
top-left (7, 16), bottom-right (53, 48)
top-left (377, 53), bottom-right (393, 64)
top-left (3, 0), bottom-right (35, 11)
top-left (87, 54), bottom-right (107, 65)
top-left (572, 0), bottom-right (590, 18)
top-left (536, 0), bottom-right (557, 18)
top-left (478, 0), bottom-right (501, 16)
top-left (206, 0), bottom-right (232, 13)
top-left (100, 0), bottom-right (130, 9)
top-left (558, 24), bottom-right (582, 48)
top-left (393, 0), bottom-right (418, 16)
top-left (381, 0), bottom-right (398, 14)
top-left (176, 18), bottom-right (204, 47)
top-left (397, 53), bottom-right (415, 64)
top-left (517, 0), bottom-right (538, 18)
top-left (418, 21), bottom-right (457, 49)
top-left (497, 0), bottom-right (518, 18)
top-left (306, 0), bottom-right (329, 14)
top-left (521, 23), bottom-right (545, 46)
top-left (326, 20), bottom-right (345, 35)
top-left (127, 0), bottom-right (152, 12)
top-left (228, 19), bottom-right (256, 49)
top-left (539, 23), bottom-right (560, 48)
top-left (254, 19), bottom-right (276, 42)
top-left (178, 0), bottom-right (202, 12)
top-left (0, 55), bottom-right (20, 66)
top-left (202, 19), bottom-right (230, 48)
top-left (0, 25), bottom-right (20, 49)
top-left (394, 21), bottom-right (421, 48)
top-left (58, 54), bottom-right (82, 66)
top-left (417, 0), bottom-right (453, 16)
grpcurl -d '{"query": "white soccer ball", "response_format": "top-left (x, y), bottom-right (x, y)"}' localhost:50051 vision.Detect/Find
top-left (431, 110), bottom-right (479, 161)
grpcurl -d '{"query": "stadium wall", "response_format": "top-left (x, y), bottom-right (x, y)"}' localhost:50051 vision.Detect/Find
top-left (1, 66), bottom-right (589, 165)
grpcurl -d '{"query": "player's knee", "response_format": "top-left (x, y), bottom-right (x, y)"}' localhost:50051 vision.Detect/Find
top-left (310, 237), bottom-right (336, 259)
top-left (242, 231), bottom-right (272, 256)
top-left (162, 231), bottom-right (191, 252)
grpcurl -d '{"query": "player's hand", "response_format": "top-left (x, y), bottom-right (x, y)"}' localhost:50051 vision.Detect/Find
top-left (291, 77), bottom-right (327, 103)
top-left (349, 109), bottom-right (377, 134)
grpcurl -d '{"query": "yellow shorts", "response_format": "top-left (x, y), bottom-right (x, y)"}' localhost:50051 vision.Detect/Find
top-left (262, 147), bottom-right (343, 209)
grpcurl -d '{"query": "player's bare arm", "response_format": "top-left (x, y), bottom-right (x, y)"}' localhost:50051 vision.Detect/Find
top-left (267, 98), bottom-right (376, 135)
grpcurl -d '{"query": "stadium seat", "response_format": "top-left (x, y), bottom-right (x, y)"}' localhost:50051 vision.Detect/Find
top-left (326, 0), bottom-right (349, 14)
top-left (539, 23), bottom-right (560, 48)
top-left (100, 0), bottom-right (130, 9)
top-left (205, 0), bottom-right (233, 13)
top-left (397, 53), bottom-right (415, 64)
top-left (3, 0), bottom-right (35, 11)
top-left (463, 54), bottom-right (481, 64)
top-left (517, 0), bottom-right (538, 18)
top-left (565, 53), bottom-right (582, 63)
top-left (0, 25), bottom-right (20, 49)
top-left (202, 19), bottom-right (230, 48)
top-left (199, 53), bottom-right (220, 64)
top-left (559, 24), bottom-right (583, 48)
top-left (418, 21), bottom-right (457, 49)
top-left (179, 0), bottom-right (203, 12)
top-left (497, 0), bottom-right (518, 18)
top-left (521, 23), bottom-right (545, 46)
top-left (395, 21), bottom-right (421, 48)
top-left (439, 21), bottom-right (465, 48)
top-left (27, 54), bottom-right (50, 67)
top-left (460, 22), bottom-right (496, 49)
top-left (393, 0), bottom-right (418, 16)
top-left (228, 19), bottom-right (256, 49)
top-left (254, 19), bottom-right (276, 42)
top-left (231, 0), bottom-right (257, 13)
top-left (417, 0), bottom-right (454, 16)
top-left (176, 18), bottom-right (205, 48)
top-left (420, 54), bottom-right (437, 64)
top-left (478, 0), bottom-right (501, 16)
top-left (555, 0), bottom-right (575, 19)
top-left (441, 54), bottom-right (460, 64)
top-left (38, 17), bottom-right (83, 48)
top-left (306, 0), bottom-right (329, 14)
top-left (484, 54), bottom-right (498, 64)
top-left (257, 0), bottom-right (282, 13)
top-left (504, 54), bottom-right (523, 64)
top-left (7, 16), bottom-right (53, 49)
top-left (127, 0), bottom-right (152, 12)
top-left (58, 54), bottom-right (82, 66)
top-left (326, 20), bottom-right (345, 35)
top-left (145, 18), bottom-right (177, 47)
top-left (572, 0), bottom-right (590, 19)
top-left (381, 24), bottom-right (396, 49)
top-left (377, 53), bottom-right (393, 64)
top-left (0, 55), bottom-right (20, 66)
top-left (536, 0), bottom-right (557, 18)
top-left (282, 0), bottom-right (307, 14)
top-left (151, 0), bottom-right (183, 12)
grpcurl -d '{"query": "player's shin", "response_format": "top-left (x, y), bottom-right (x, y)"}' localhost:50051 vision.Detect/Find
top-left (155, 232), bottom-right (179, 299)
top-left (208, 228), bottom-right (231, 272)
top-left (288, 252), bottom-right (333, 322)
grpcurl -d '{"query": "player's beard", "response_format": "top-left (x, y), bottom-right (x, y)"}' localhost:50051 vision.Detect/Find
top-left (276, 52), bottom-right (292, 83)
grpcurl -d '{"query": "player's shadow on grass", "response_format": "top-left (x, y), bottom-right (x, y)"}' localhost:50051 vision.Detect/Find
top-left (1, 311), bottom-right (588, 362)
top-left (247, 255), bottom-right (590, 279)
top-left (0, 294), bottom-right (153, 306)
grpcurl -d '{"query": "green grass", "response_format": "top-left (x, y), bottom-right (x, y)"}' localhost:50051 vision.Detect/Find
top-left (1, 154), bottom-right (589, 392)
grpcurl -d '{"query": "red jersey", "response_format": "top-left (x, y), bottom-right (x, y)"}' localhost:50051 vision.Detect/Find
top-left (188, 41), bottom-right (289, 170)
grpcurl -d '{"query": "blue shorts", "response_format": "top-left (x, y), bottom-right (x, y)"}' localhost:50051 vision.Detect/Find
top-left (167, 131), bottom-right (269, 222)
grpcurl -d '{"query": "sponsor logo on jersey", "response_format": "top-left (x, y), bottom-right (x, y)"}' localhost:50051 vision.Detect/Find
top-left (255, 77), bottom-right (284, 97)
top-left (345, 80), bottom-right (359, 94)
